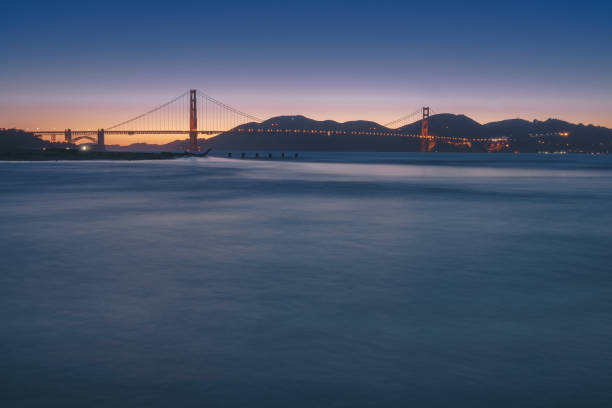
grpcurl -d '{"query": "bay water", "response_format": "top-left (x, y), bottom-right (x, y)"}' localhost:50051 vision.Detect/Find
top-left (1, 153), bottom-right (611, 406)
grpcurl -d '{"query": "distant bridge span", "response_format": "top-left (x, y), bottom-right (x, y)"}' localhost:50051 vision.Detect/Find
top-left (33, 89), bottom-right (506, 152)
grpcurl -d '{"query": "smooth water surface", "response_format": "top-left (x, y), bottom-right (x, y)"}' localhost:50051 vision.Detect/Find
top-left (1, 153), bottom-right (611, 407)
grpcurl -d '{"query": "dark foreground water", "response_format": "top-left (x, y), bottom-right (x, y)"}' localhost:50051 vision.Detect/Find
top-left (1, 153), bottom-right (611, 407)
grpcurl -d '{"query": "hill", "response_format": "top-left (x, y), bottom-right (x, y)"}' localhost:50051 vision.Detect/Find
top-left (199, 114), bottom-right (612, 153)
top-left (0, 129), bottom-right (60, 150)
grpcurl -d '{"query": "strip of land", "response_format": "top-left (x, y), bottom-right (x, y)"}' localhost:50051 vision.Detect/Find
top-left (0, 149), bottom-right (200, 161)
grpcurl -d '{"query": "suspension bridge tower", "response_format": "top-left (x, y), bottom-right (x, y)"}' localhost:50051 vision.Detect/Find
top-left (420, 106), bottom-right (435, 152)
top-left (97, 129), bottom-right (105, 148)
top-left (188, 89), bottom-right (199, 152)
top-left (421, 107), bottom-right (429, 138)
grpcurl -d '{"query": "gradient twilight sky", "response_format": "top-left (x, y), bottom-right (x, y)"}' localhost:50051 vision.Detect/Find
top-left (1, 0), bottom-right (611, 144)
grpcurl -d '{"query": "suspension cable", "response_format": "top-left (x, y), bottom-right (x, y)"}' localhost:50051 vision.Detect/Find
top-left (106, 91), bottom-right (190, 130)
top-left (384, 108), bottom-right (424, 128)
top-left (197, 89), bottom-right (262, 123)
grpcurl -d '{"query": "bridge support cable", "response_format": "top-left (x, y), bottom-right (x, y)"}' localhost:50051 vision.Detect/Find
top-left (384, 108), bottom-right (423, 129)
top-left (195, 89), bottom-right (262, 135)
top-left (103, 88), bottom-right (263, 149)
top-left (106, 91), bottom-right (190, 131)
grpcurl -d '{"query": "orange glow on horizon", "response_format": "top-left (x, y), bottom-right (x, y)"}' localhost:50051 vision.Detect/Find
top-left (2, 102), bottom-right (611, 146)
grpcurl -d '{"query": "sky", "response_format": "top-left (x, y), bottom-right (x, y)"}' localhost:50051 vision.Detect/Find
top-left (1, 0), bottom-right (611, 144)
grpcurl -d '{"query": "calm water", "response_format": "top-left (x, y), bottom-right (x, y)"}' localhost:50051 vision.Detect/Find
top-left (1, 153), bottom-right (611, 407)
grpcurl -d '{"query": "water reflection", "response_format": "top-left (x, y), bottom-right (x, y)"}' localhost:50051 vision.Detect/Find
top-left (1, 153), bottom-right (611, 407)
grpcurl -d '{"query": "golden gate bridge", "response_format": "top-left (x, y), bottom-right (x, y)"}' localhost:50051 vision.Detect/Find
top-left (33, 89), bottom-right (506, 152)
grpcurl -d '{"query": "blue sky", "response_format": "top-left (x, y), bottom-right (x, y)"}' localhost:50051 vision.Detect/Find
top-left (1, 0), bottom-right (611, 137)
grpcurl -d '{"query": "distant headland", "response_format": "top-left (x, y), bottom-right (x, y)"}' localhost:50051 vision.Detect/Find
top-left (0, 129), bottom-right (209, 161)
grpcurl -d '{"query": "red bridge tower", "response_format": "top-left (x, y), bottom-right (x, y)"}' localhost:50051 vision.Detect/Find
top-left (189, 89), bottom-right (199, 152)
top-left (421, 107), bottom-right (435, 152)
top-left (421, 106), bottom-right (429, 138)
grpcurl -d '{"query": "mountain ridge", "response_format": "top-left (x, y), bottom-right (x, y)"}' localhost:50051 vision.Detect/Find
top-left (194, 114), bottom-right (612, 153)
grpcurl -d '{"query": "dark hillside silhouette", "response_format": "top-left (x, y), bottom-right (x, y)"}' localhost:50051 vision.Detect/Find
top-left (0, 129), bottom-right (60, 150)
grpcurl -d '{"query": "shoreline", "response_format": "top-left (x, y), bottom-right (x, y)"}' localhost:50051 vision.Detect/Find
top-left (0, 149), bottom-right (208, 161)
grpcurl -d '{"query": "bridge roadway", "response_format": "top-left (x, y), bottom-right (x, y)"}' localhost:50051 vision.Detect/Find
top-left (34, 129), bottom-right (498, 144)
top-left (34, 130), bottom-right (224, 136)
